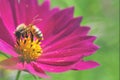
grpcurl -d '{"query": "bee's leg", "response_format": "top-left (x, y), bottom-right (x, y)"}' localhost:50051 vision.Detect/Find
top-left (22, 33), bottom-right (24, 38)
top-left (36, 40), bottom-right (40, 44)
top-left (25, 32), bottom-right (28, 38)
top-left (30, 31), bottom-right (34, 42)
top-left (16, 40), bottom-right (20, 46)
top-left (36, 38), bottom-right (42, 44)
top-left (23, 39), bottom-right (26, 44)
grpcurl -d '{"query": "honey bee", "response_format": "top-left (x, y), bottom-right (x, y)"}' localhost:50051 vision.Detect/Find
top-left (15, 15), bottom-right (43, 41)
top-left (15, 23), bottom-right (43, 41)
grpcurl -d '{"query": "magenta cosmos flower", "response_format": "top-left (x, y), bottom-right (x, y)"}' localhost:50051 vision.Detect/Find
top-left (0, 0), bottom-right (99, 78)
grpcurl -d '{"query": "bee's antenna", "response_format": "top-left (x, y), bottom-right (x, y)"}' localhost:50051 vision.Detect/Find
top-left (31, 15), bottom-right (42, 25)
top-left (32, 15), bottom-right (39, 20)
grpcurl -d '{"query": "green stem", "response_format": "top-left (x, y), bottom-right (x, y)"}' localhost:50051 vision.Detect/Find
top-left (32, 75), bottom-right (38, 80)
top-left (32, 75), bottom-right (42, 80)
top-left (15, 71), bottom-right (21, 80)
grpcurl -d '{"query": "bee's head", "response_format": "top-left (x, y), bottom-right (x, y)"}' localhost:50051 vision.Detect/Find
top-left (16, 23), bottom-right (26, 31)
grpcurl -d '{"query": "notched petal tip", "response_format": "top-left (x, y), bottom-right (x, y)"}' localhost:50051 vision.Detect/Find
top-left (87, 36), bottom-right (97, 42)
top-left (74, 16), bottom-right (83, 24)
top-left (67, 6), bottom-right (75, 12)
top-left (55, 7), bottom-right (74, 18)
top-left (83, 44), bottom-right (100, 57)
top-left (42, 0), bottom-right (50, 8)
top-left (63, 7), bottom-right (74, 16)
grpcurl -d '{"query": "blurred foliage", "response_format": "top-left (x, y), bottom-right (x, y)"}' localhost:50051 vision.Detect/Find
top-left (0, 0), bottom-right (119, 80)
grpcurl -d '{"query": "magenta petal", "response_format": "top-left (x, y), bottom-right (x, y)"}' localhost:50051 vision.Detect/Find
top-left (16, 0), bottom-right (34, 24)
top-left (36, 7), bottom-right (60, 31)
top-left (37, 7), bottom-right (60, 29)
top-left (41, 7), bottom-right (74, 39)
top-left (38, 63), bottom-right (72, 73)
top-left (70, 26), bottom-right (90, 36)
top-left (40, 0), bottom-right (50, 10)
top-left (52, 16), bottom-right (82, 35)
top-left (0, 18), bottom-right (15, 46)
top-left (72, 60), bottom-right (100, 70)
top-left (42, 17), bottom-right (82, 46)
top-left (7, 0), bottom-right (20, 25)
top-left (19, 0), bottom-right (40, 24)
top-left (37, 54), bottom-right (83, 66)
top-left (38, 0), bottom-right (50, 15)
top-left (10, 0), bottom-right (39, 25)
top-left (9, 0), bottom-right (39, 25)
top-left (65, 41), bottom-right (99, 50)
top-left (0, 0), bottom-right (15, 36)
top-left (0, 57), bottom-right (24, 70)
top-left (0, 39), bottom-right (18, 57)
top-left (25, 62), bottom-right (49, 78)
top-left (43, 36), bottom-right (97, 52)
top-left (42, 46), bottom-right (98, 59)
top-left (15, 0), bottom-right (26, 24)
top-left (14, 0), bottom-right (50, 25)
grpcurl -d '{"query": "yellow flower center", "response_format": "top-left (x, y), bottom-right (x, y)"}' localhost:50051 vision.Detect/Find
top-left (14, 24), bottom-right (43, 63)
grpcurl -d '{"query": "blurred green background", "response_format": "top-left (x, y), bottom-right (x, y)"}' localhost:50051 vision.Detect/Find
top-left (0, 0), bottom-right (119, 80)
